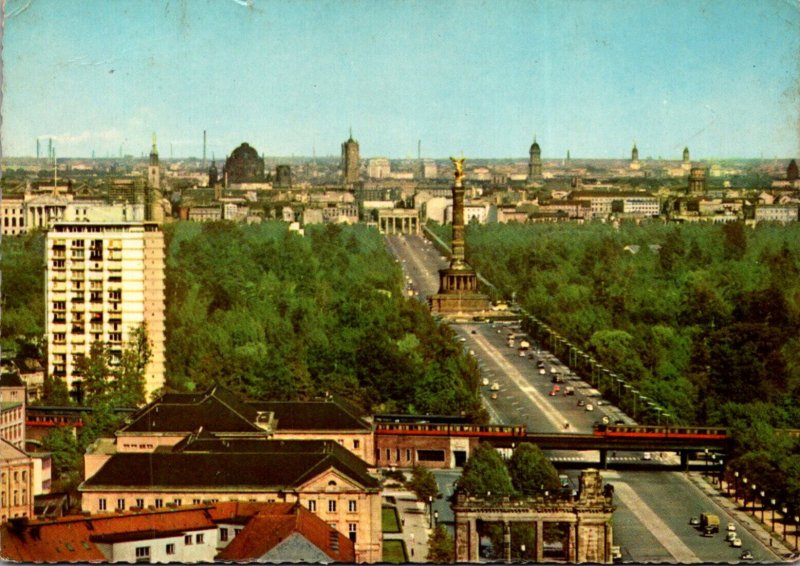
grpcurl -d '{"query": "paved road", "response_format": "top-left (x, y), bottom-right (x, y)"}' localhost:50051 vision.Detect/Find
top-left (384, 233), bottom-right (785, 564)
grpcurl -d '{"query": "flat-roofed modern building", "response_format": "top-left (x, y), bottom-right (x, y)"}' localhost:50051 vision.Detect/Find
top-left (45, 222), bottom-right (165, 400)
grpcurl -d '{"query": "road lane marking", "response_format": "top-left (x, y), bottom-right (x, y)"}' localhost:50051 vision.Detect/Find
top-left (471, 333), bottom-right (569, 430)
top-left (613, 482), bottom-right (701, 563)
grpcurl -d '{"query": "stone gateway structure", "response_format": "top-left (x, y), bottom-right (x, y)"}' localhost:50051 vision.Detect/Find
top-left (429, 158), bottom-right (491, 316)
top-left (453, 469), bottom-right (615, 563)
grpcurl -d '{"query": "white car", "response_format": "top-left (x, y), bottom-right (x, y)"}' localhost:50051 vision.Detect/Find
top-left (731, 537), bottom-right (742, 548)
top-left (539, 369), bottom-right (546, 375)
top-left (727, 523), bottom-right (736, 532)
top-left (642, 452), bottom-right (652, 461)
top-left (585, 403), bottom-right (594, 412)
top-left (482, 378), bottom-right (489, 386)
top-left (490, 382), bottom-right (500, 391)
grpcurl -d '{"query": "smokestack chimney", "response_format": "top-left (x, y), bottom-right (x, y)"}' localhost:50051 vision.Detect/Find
top-left (203, 130), bottom-right (207, 169)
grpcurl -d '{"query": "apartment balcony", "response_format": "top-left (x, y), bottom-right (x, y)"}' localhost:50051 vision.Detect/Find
top-left (70, 261), bottom-right (86, 270)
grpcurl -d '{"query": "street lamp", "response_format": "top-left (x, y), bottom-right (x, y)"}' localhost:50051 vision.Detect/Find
top-left (428, 496), bottom-right (433, 528)
top-left (733, 471), bottom-right (739, 500)
top-left (704, 449), bottom-right (709, 480)
top-left (742, 477), bottom-right (748, 507)
top-left (782, 506), bottom-right (788, 541)
top-left (770, 498), bottom-right (776, 532)
top-left (760, 491), bottom-right (765, 522)
top-left (795, 516), bottom-right (799, 551)
top-left (750, 484), bottom-right (757, 514)
top-left (434, 510), bottom-right (439, 527)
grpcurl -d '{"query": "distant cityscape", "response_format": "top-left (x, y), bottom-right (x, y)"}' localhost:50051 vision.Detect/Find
top-left (1, 131), bottom-right (799, 563)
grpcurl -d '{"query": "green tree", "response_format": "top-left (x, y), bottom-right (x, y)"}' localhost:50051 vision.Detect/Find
top-left (507, 443), bottom-right (560, 496)
top-left (407, 465), bottom-right (439, 502)
top-left (458, 443), bottom-right (516, 498)
top-left (427, 524), bottom-right (455, 563)
top-left (41, 426), bottom-right (81, 479)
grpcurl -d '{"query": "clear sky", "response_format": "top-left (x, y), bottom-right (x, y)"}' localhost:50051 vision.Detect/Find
top-left (2, 0), bottom-right (799, 159)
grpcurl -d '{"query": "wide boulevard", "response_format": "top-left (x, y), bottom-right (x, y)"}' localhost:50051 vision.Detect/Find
top-left (384, 233), bottom-right (781, 563)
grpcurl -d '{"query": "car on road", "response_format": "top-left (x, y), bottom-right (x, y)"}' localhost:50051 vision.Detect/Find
top-left (563, 386), bottom-right (575, 396)
top-left (725, 531), bottom-right (737, 542)
top-left (549, 385), bottom-right (561, 396)
top-left (490, 382), bottom-right (500, 391)
top-left (537, 361), bottom-right (545, 368)
top-left (490, 393), bottom-right (498, 400)
top-left (727, 523), bottom-right (736, 532)
top-left (482, 378), bottom-right (489, 386)
top-left (730, 537), bottom-right (742, 548)
top-left (577, 399), bottom-right (586, 407)
top-left (642, 452), bottom-right (652, 461)
top-left (459, 337), bottom-right (467, 342)
top-left (689, 517), bottom-right (700, 526)
top-left (539, 369), bottom-right (546, 375)
top-left (585, 403), bottom-right (594, 411)
top-left (740, 550), bottom-right (753, 561)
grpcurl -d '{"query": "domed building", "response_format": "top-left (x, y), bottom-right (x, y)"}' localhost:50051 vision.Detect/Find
top-left (224, 143), bottom-right (265, 183)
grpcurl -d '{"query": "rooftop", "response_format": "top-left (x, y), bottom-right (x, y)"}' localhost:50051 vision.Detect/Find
top-left (81, 437), bottom-right (378, 492)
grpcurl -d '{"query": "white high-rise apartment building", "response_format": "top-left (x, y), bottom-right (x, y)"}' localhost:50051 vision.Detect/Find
top-left (45, 222), bottom-right (165, 400)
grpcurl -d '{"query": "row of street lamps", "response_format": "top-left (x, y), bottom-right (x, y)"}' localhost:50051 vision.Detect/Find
top-left (726, 469), bottom-right (800, 550)
top-left (524, 315), bottom-right (668, 425)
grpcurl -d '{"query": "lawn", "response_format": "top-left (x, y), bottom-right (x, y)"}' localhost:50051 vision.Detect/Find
top-left (382, 505), bottom-right (402, 533)
top-left (382, 539), bottom-right (409, 563)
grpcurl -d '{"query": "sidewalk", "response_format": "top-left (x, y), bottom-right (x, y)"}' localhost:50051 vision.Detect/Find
top-left (686, 472), bottom-right (798, 560)
top-left (383, 489), bottom-right (431, 562)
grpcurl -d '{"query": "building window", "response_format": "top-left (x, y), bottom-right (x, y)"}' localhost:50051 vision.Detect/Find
top-left (192, 499), bottom-right (201, 505)
top-left (220, 528), bottom-right (228, 542)
top-left (99, 498), bottom-right (107, 511)
top-left (234, 528), bottom-right (242, 536)
top-left (308, 500), bottom-right (316, 512)
top-left (406, 448), bottom-right (412, 461)
top-left (155, 498), bottom-right (163, 508)
top-left (353, 439), bottom-right (360, 449)
top-left (166, 543), bottom-right (175, 555)
top-left (173, 498), bottom-right (182, 507)
top-left (348, 500), bottom-right (357, 513)
top-left (135, 546), bottom-right (150, 563)
top-left (385, 448), bottom-right (391, 461)
top-left (185, 535), bottom-right (193, 545)
top-left (21, 471), bottom-right (26, 483)
top-left (349, 523), bottom-right (357, 543)
top-left (196, 533), bottom-right (204, 544)
top-left (116, 498), bottom-right (125, 510)
top-left (136, 498), bottom-right (144, 508)
top-left (328, 500), bottom-right (336, 513)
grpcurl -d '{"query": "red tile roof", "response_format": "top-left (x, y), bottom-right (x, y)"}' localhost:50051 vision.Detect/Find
top-left (1, 506), bottom-right (216, 563)
top-left (216, 502), bottom-right (355, 563)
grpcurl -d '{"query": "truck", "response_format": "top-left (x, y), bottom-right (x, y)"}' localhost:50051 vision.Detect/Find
top-left (700, 513), bottom-right (720, 534)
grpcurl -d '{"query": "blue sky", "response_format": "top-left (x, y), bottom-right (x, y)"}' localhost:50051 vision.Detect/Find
top-left (3, 0), bottom-right (799, 159)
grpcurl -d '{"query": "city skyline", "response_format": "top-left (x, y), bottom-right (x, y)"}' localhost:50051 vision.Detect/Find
top-left (2, 0), bottom-right (799, 159)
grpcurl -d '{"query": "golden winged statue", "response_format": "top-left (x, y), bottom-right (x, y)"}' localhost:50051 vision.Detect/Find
top-left (450, 156), bottom-right (465, 181)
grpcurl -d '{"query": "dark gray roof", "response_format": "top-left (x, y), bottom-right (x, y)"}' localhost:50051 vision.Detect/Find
top-left (248, 399), bottom-right (371, 432)
top-left (119, 386), bottom-right (262, 434)
top-left (0, 372), bottom-right (24, 388)
top-left (81, 440), bottom-right (379, 491)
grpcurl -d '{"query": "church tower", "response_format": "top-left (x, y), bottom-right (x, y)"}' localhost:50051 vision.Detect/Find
top-left (146, 133), bottom-right (164, 224)
top-left (148, 133), bottom-right (160, 190)
top-left (528, 137), bottom-right (542, 181)
top-left (630, 143), bottom-right (641, 170)
top-left (208, 158), bottom-right (219, 187)
top-left (682, 147), bottom-right (691, 171)
top-left (341, 129), bottom-right (360, 186)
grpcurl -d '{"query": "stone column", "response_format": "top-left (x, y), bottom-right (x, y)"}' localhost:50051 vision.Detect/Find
top-left (503, 521), bottom-right (511, 563)
top-left (535, 521), bottom-right (544, 562)
top-left (570, 522), bottom-right (578, 562)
